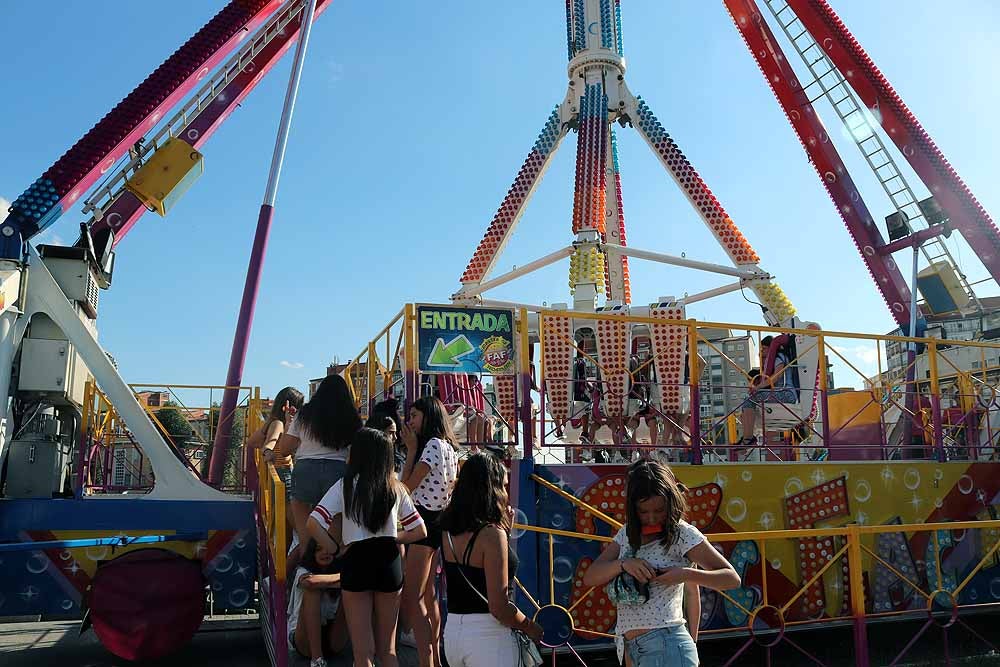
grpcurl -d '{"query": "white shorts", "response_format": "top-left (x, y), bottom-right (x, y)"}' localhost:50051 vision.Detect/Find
top-left (444, 613), bottom-right (519, 667)
top-left (572, 400), bottom-right (591, 418)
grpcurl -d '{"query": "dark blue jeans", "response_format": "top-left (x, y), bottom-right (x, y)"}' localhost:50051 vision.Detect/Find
top-left (290, 458), bottom-right (346, 506)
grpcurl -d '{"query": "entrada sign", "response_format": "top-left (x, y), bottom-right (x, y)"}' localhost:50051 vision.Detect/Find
top-left (416, 305), bottom-right (516, 375)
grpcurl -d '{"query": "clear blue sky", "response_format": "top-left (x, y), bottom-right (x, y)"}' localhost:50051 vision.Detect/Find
top-left (1, 1), bottom-right (998, 399)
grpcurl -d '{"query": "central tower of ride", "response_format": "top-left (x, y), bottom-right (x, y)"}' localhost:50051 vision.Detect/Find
top-left (452, 0), bottom-right (804, 326)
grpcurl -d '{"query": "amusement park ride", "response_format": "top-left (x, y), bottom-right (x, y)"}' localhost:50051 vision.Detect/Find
top-left (2, 1), bottom-right (1000, 665)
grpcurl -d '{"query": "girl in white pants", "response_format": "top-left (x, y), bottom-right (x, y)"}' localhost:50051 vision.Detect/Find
top-left (439, 453), bottom-right (542, 666)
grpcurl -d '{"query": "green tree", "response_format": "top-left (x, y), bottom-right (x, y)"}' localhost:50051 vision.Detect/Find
top-left (204, 403), bottom-right (247, 489)
top-left (155, 403), bottom-right (194, 449)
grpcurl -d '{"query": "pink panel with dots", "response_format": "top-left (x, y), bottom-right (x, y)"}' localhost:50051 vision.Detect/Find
top-left (595, 317), bottom-right (629, 417)
top-left (648, 305), bottom-right (688, 413)
top-left (494, 375), bottom-right (517, 433)
top-left (542, 315), bottom-right (574, 422)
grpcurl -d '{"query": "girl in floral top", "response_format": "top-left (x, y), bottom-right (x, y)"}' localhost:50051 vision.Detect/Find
top-left (583, 460), bottom-right (739, 666)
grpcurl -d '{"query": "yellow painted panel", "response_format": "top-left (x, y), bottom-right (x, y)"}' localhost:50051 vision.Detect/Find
top-left (827, 391), bottom-right (881, 429)
top-left (125, 138), bottom-right (204, 216)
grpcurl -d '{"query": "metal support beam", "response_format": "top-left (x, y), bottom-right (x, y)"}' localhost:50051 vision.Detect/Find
top-left (454, 246), bottom-right (575, 300)
top-left (602, 244), bottom-right (764, 279)
top-left (683, 281), bottom-right (746, 305)
top-left (210, 0), bottom-right (319, 486)
top-left (24, 245), bottom-right (228, 501)
top-left (878, 224), bottom-right (949, 256)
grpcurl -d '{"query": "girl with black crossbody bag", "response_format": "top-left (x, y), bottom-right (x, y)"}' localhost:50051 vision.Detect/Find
top-left (439, 453), bottom-right (543, 666)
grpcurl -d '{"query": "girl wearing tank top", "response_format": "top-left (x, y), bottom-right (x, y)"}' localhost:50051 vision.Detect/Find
top-left (439, 453), bottom-right (542, 667)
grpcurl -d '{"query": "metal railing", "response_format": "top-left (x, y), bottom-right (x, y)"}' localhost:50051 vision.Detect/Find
top-left (519, 472), bottom-right (1000, 666)
top-left (343, 304), bottom-right (1000, 464)
top-left (78, 381), bottom-right (263, 494)
top-left (251, 447), bottom-right (289, 667)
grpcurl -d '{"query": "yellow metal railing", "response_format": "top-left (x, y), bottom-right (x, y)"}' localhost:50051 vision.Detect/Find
top-left (521, 474), bottom-right (1000, 661)
top-left (255, 448), bottom-right (287, 583)
top-left (80, 381), bottom-right (264, 492)
top-left (341, 304), bottom-right (1000, 458)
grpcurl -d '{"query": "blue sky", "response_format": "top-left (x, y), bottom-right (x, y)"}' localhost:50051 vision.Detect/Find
top-left (1, 1), bottom-right (998, 399)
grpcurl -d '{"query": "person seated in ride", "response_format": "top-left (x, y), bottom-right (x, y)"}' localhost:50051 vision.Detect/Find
top-left (286, 538), bottom-right (348, 667)
top-left (734, 336), bottom-right (797, 448)
top-left (569, 349), bottom-right (594, 447)
top-left (627, 352), bottom-right (659, 450)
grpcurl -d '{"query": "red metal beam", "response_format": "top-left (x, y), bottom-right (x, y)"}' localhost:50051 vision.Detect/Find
top-left (6, 1), bottom-right (283, 244)
top-left (90, 0), bottom-right (337, 246)
top-left (723, 0), bottom-right (914, 328)
top-left (786, 0), bottom-right (1000, 285)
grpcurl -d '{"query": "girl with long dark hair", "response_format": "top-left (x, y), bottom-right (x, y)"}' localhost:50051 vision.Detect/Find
top-left (400, 396), bottom-right (459, 667)
top-left (440, 453), bottom-right (542, 666)
top-left (582, 460), bottom-right (739, 666)
top-left (277, 375), bottom-right (361, 556)
top-left (250, 386), bottom-right (304, 491)
top-left (308, 428), bottom-right (426, 667)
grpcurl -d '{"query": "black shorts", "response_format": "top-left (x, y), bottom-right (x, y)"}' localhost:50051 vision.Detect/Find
top-left (412, 506), bottom-right (442, 549)
top-left (340, 537), bottom-right (404, 593)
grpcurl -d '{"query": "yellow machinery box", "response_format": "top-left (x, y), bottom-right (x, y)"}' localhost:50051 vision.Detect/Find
top-left (125, 138), bottom-right (204, 217)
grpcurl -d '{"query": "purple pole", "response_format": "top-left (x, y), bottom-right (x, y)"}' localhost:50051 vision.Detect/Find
top-left (208, 0), bottom-right (319, 485)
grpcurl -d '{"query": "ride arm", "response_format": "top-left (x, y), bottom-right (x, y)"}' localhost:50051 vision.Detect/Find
top-left (3, 0), bottom-right (285, 258)
top-left (624, 91), bottom-right (796, 325)
top-left (723, 0), bottom-right (915, 329)
top-left (456, 107), bottom-right (568, 294)
top-left (786, 0), bottom-right (1000, 284)
top-left (85, 0), bottom-right (337, 249)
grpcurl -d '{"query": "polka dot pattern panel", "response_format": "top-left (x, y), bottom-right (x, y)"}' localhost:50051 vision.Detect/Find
top-left (648, 305), bottom-right (688, 413)
top-left (595, 317), bottom-right (629, 418)
top-left (542, 315), bottom-right (575, 422)
top-left (784, 477), bottom-right (850, 617)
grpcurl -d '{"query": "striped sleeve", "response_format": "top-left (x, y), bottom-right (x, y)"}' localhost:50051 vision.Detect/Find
top-left (309, 479), bottom-right (344, 529)
top-left (397, 487), bottom-right (423, 531)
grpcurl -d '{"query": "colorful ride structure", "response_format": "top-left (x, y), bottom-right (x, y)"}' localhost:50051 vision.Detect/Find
top-left (0, 0), bottom-right (331, 661)
top-left (2, 2), bottom-right (1000, 667)
top-left (338, 2), bottom-right (1000, 665)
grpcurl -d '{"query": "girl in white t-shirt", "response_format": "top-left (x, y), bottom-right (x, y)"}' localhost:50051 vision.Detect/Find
top-left (583, 460), bottom-right (740, 666)
top-left (308, 428), bottom-right (426, 667)
top-left (401, 396), bottom-right (459, 667)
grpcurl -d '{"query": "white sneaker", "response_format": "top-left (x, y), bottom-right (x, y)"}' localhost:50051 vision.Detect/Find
top-left (309, 658), bottom-right (328, 667)
top-left (582, 448), bottom-right (593, 462)
top-left (399, 629), bottom-right (417, 648)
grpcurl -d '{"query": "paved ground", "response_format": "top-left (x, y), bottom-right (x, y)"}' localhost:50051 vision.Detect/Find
top-left (4, 615), bottom-right (1000, 666)
top-left (0, 615), bottom-right (433, 667)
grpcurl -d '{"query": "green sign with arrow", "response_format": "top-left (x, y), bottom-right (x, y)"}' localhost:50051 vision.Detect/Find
top-left (416, 305), bottom-right (517, 375)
